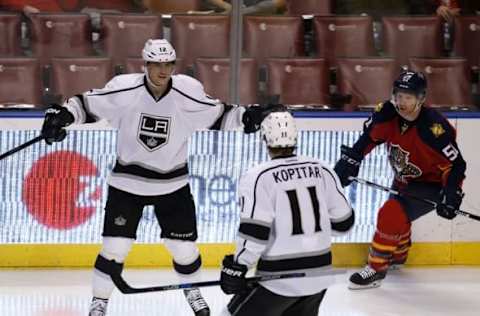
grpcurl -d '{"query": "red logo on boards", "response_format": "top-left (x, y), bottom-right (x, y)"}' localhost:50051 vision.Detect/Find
top-left (22, 151), bottom-right (101, 230)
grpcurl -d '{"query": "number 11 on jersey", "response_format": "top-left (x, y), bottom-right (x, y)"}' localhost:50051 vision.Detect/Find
top-left (286, 186), bottom-right (322, 235)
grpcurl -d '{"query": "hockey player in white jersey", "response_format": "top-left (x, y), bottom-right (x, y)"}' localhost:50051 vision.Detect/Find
top-left (219, 111), bottom-right (355, 316)
top-left (40, 39), bottom-right (272, 316)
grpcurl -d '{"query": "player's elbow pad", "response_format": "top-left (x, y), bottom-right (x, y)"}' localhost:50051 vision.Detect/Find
top-left (331, 210), bottom-right (355, 233)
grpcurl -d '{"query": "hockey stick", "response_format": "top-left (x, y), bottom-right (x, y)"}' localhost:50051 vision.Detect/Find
top-left (349, 177), bottom-right (480, 222)
top-left (111, 272), bottom-right (306, 294)
top-left (0, 135), bottom-right (44, 161)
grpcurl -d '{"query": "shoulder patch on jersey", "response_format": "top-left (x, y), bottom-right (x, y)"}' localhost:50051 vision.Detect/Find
top-left (375, 102), bottom-right (383, 112)
top-left (430, 123), bottom-right (445, 138)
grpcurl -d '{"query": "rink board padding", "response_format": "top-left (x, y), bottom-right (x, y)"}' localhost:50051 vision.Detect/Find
top-left (1, 118), bottom-right (480, 268)
top-left (0, 242), bottom-right (478, 268)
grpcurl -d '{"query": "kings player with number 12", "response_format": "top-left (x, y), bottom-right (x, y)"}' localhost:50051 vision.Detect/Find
top-left (334, 71), bottom-right (467, 290)
top-left (39, 39), bottom-right (273, 316)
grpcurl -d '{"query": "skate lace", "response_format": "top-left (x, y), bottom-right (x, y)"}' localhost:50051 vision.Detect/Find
top-left (359, 266), bottom-right (377, 279)
top-left (185, 289), bottom-right (208, 312)
top-left (89, 299), bottom-right (107, 316)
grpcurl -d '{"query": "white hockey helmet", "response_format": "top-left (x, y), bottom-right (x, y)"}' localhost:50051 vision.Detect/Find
top-left (261, 111), bottom-right (297, 148)
top-left (142, 39), bottom-right (176, 63)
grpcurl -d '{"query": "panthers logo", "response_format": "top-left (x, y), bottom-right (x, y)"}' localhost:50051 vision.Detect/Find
top-left (388, 144), bottom-right (422, 183)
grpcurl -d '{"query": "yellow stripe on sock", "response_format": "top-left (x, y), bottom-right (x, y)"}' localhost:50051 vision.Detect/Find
top-left (372, 241), bottom-right (397, 252)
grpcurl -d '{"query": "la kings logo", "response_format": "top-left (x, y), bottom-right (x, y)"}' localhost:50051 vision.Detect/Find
top-left (388, 144), bottom-right (422, 183)
top-left (137, 113), bottom-right (171, 151)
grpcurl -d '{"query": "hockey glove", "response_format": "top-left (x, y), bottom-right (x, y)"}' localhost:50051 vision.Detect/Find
top-left (333, 145), bottom-right (363, 187)
top-left (436, 187), bottom-right (463, 220)
top-left (220, 254), bottom-right (248, 295)
top-left (242, 103), bottom-right (286, 133)
top-left (41, 104), bottom-right (74, 145)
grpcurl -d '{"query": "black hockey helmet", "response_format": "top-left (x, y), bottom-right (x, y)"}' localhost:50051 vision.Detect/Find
top-left (393, 71), bottom-right (427, 99)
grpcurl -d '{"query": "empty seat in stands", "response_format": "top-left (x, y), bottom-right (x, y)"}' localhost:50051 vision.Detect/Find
top-left (313, 16), bottom-right (375, 67)
top-left (243, 16), bottom-right (304, 67)
top-left (453, 16), bottom-right (480, 70)
top-left (29, 13), bottom-right (94, 65)
top-left (409, 58), bottom-right (473, 108)
top-left (194, 58), bottom-right (258, 104)
top-left (100, 14), bottom-right (163, 67)
top-left (124, 57), bottom-right (185, 75)
top-left (336, 58), bottom-right (397, 109)
top-left (285, 0), bottom-right (331, 15)
top-left (171, 15), bottom-right (230, 71)
top-left (0, 58), bottom-right (42, 107)
top-left (50, 57), bottom-right (113, 100)
top-left (124, 58), bottom-right (145, 74)
top-left (382, 16), bottom-right (443, 69)
top-left (143, 0), bottom-right (201, 14)
top-left (266, 58), bottom-right (329, 106)
top-left (0, 13), bottom-right (22, 56)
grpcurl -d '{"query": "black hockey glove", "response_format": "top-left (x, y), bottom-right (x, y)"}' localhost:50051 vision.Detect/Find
top-left (242, 103), bottom-right (287, 133)
top-left (41, 104), bottom-right (74, 145)
top-left (436, 187), bottom-right (463, 220)
top-left (333, 145), bottom-right (363, 187)
top-left (220, 254), bottom-right (248, 295)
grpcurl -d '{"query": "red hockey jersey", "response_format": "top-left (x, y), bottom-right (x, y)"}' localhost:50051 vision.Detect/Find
top-left (352, 101), bottom-right (466, 188)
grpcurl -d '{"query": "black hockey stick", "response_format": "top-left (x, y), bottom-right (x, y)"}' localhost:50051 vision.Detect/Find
top-left (350, 177), bottom-right (480, 222)
top-left (111, 272), bottom-right (306, 294)
top-left (0, 135), bottom-right (44, 161)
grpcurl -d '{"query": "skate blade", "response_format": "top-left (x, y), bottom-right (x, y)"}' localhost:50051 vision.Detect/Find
top-left (348, 280), bottom-right (382, 290)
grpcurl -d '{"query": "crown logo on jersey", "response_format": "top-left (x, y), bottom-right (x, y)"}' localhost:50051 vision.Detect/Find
top-left (430, 123), bottom-right (445, 138)
top-left (388, 144), bottom-right (422, 183)
top-left (137, 114), bottom-right (171, 151)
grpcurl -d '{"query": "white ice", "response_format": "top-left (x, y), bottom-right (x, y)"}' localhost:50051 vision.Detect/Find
top-left (0, 267), bottom-right (479, 316)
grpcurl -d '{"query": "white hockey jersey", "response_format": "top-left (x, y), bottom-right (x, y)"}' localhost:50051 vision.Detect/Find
top-left (64, 73), bottom-right (244, 196)
top-left (235, 155), bottom-right (354, 297)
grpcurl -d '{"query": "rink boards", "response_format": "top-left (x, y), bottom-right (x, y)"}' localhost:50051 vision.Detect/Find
top-left (0, 112), bottom-right (479, 267)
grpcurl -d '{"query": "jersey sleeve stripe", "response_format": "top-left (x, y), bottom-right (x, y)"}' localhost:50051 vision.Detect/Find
top-left (257, 251), bottom-right (332, 273)
top-left (74, 94), bottom-right (97, 123)
top-left (209, 103), bottom-right (230, 130)
top-left (172, 87), bottom-right (218, 106)
top-left (331, 211), bottom-right (355, 232)
top-left (321, 166), bottom-right (350, 206)
top-left (239, 223), bottom-right (271, 242)
top-left (240, 217), bottom-right (272, 227)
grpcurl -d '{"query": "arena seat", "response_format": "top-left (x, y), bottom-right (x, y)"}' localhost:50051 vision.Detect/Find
top-left (409, 57), bottom-right (473, 108)
top-left (100, 14), bottom-right (163, 67)
top-left (453, 16), bottom-right (480, 71)
top-left (171, 15), bottom-right (230, 71)
top-left (0, 13), bottom-right (22, 56)
top-left (0, 58), bottom-right (43, 107)
top-left (382, 16), bottom-right (443, 69)
top-left (336, 57), bottom-right (397, 110)
top-left (194, 58), bottom-right (258, 104)
top-left (243, 16), bottom-right (304, 67)
top-left (313, 16), bottom-right (375, 67)
top-left (29, 13), bottom-right (94, 65)
top-left (266, 58), bottom-right (329, 106)
top-left (50, 57), bottom-right (113, 100)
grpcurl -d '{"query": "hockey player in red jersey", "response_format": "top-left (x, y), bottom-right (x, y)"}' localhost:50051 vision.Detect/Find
top-left (334, 71), bottom-right (467, 289)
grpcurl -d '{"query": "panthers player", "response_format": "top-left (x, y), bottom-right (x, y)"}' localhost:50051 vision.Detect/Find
top-left (334, 71), bottom-right (467, 289)
top-left (219, 111), bottom-right (355, 315)
top-left (40, 39), bottom-right (271, 316)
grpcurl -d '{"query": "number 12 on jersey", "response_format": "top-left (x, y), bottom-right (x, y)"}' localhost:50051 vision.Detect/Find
top-left (286, 186), bottom-right (322, 235)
